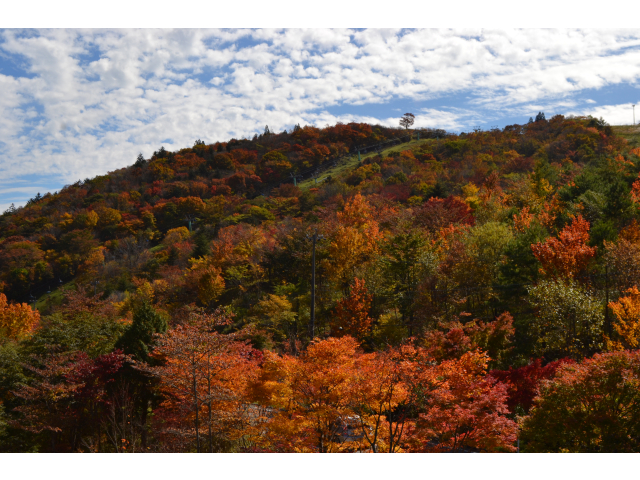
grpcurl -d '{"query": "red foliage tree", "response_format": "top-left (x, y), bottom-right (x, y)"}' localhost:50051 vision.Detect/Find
top-left (400, 347), bottom-right (517, 452)
top-left (489, 357), bottom-right (573, 413)
top-left (415, 196), bottom-right (475, 232)
top-left (12, 350), bottom-right (129, 452)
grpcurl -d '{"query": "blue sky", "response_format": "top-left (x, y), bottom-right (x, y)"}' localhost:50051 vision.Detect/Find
top-left (1, 28), bottom-right (640, 212)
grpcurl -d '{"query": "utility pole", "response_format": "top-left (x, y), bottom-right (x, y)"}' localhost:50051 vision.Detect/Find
top-left (310, 231), bottom-right (317, 339)
top-left (633, 104), bottom-right (636, 126)
top-left (605, 265), bottom-right (611, 337)
top-left (308, 230), bottom-right (324, 339)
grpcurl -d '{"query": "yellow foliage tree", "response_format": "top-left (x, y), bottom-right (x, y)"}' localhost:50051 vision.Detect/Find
top-left (198, 266), bottom-right (225, 306)
top-left (58, 212), bottom-right (74, 230)
top-left (96, 206), bottom-right (122, 228)
top-left (186, 259), bottom-right (225, 306)
top-left (250, 294), bottom-right (296, 331)
top-left (163, 227), bottom-right (191, 246)
top-left (608, 286), bottom-right (640, 350)
top-left (326, 194), bottom-right (382, 288)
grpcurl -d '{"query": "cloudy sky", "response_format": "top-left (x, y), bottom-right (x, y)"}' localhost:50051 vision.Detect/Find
top-left (1, 28), bottom-right (640, 212)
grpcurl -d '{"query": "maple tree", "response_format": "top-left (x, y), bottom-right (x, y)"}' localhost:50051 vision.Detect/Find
top-left (399, 346), bottom-right (517, 452)
top-left (415, 196), bottom-right (475, 233)
top-left (324, 193), bottom-right (382, 290)
top-left (147, 310), bottom-right (257, 452)
top-left (184, 259), bottom-right (225, 307)
top-left (531, 215), bottom-right (596, 277)
top-left (348, 350), bottom-right (408, 452)
top-left (251, 336), bottom-right (361, 452)
top-left (489, 357), bottom-right (573, 413)
top-left (420, 312), bottom-right (514, 368)
top-left (11, 350), bottom-right (129, 452)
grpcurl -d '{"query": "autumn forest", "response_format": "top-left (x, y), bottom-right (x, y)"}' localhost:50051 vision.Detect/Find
top-left (2, 115), bottom-right (640, 453)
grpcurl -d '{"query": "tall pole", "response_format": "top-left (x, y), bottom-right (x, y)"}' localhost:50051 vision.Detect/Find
top-left (310, 231), bottom-right (317, 339)
top-left (605, 265), bottom-right (611, 336)
top-left (633, 104), bottom-right (636, 126)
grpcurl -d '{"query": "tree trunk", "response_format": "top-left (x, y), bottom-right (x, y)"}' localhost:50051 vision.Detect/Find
top-left (194, 365), bottom-right (200, 453)
top-left (141, 396), bottom-right (149, 450)
top-left (207, 353), bottom-right (212, 453)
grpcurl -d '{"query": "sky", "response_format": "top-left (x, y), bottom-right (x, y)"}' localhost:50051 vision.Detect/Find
top-left (1, 28), bottom-right (640, 212)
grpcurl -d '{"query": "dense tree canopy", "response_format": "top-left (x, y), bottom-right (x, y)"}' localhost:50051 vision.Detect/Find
top-left (1, 116), bottom-right (640, 452)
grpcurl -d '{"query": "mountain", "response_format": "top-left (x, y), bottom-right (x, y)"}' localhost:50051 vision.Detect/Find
top-left (2, 115), bottom-right (640, 452)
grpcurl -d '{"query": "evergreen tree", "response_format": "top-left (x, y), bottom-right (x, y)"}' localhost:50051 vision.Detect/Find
top-left (114, 302), bottom-right (168, 449)
top-left (116, 301), bottom-right (168, 364)
top-left (134, 153), bottom-right (146, 167)
top-left (191, 231), bottom-right (211, 260)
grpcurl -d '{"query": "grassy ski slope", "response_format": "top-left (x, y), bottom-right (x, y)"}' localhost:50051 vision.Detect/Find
top-left (297, 137), bottom-right (435, 189)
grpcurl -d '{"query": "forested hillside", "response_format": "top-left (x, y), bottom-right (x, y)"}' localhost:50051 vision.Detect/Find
top-left (2, 115), bottom-right (640, 452)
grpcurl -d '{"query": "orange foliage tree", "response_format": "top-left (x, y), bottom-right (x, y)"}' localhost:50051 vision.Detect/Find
top-left (250, 336), bottom-right (360, 452)
top-left (0, 293), bottom-right (40, 340)
top-left (148, 310), bottom-right (258, 452)
top-left (250, 337), bottom-right (516, 453)
top-left (531, 215), bottom-right (596, 277)
top-left (348, 350), bottom-right (409, 452)
top-left (331, 278), bottom-right (373, 340)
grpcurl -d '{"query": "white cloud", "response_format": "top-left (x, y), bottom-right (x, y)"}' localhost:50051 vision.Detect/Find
top-left (1, 28), bottom-right (640, 194)
top-left (569, 102), bottom-right (640, 126)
